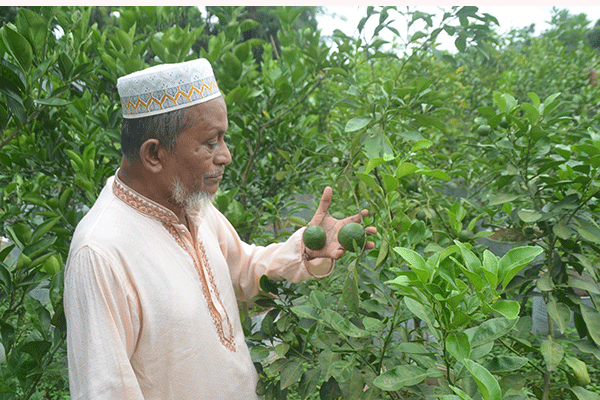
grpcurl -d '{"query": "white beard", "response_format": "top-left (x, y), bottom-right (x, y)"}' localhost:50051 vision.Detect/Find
top-left (171, 177), bottom-right (213, 215)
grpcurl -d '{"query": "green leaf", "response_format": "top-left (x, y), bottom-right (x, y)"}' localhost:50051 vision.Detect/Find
top-left (1, 23), bottom-right (33, 72)
top-left (487, 193), bottom-right (520, 206)
top-left (395, 162), bottom-right (419, 178)
top-left (467, 317), bottom-right (517, 348)
top-left (455, 36), bottom-right (466, 52)
top-left (0, 377), bottom-right (17, 393)
top-left (372, 365), bottom-right (429, 391)
top-left (576, 222), bottom-right (600, 245)
top-left (20, 339), bottom-right (51, 364)
top-left (393, 247), bottom-right (432, 284)
top-left (355, 172), bottom-right (381, 194)
top-left (565, 356), bottom-right (590, 386)
top-left (547, 295), bottom-right (572, 333)
top-left (404, 297), bottom-right (438, 335)
top-left (298, 369), bottom-right (320, 400)
top-left (446, 331), bottom-right (470, 361)
top-left (411, 139), bottom-right (433, 152)
top-left (541, 338), bottom-right (564, 371)
top-left (518, 209), bottom-right (542, 223)
top-left (416, 168), bottom-right (450, 181)
top-left (31, 217), bottom-right (60, 243)
top-left (463, 359), bottom-right (501, 400)
top-left (280, 360), bottom-right (304, 389)
top-left (498, 246), bottom-right (543, 290)
top-left (553, 222), bottom-right (573, 240)
top-left (330, 360), bottom-right (353, 383)
top-left (581, 303), bottom-right (600, 346)
top-left (570, 386), bottom-right (600, 400)
top-left (223, 51), bottom-right (242, 81)
top-left (484, 355), bottom-right (529, 373)
top-left (15, 8), bottom-right (47, 58)
top-left (488, 300), bottom-right (520, 319)
top-left (34, 97), bottom-right (71, 106)
top-left (521, 102), bottom-right (539, 123)
top-left (345, 116), bottom-right (371, 133)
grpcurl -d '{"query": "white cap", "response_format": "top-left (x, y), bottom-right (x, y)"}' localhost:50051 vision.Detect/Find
top-left (117, 58), bottom-right (221, 119)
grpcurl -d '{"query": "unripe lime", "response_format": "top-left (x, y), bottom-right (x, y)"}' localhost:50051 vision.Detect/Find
top-left (338, 222), bottom-right (366, 252)
top-left (458, 230), bottom-right (471, 242)
top-left (476, 124), bottom-right (492, 136)
top-left (303, 225), bottom-right (327, 250)
top-left (416, 209), bottom-right (427, 221)
top-left (499, 116), bottom-right (509, 129)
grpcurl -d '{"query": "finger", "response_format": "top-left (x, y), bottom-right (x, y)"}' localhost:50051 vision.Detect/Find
top-left (366, 226), bottom-right (377, 235)
top-left (315, 186), bottom-right (333, 217)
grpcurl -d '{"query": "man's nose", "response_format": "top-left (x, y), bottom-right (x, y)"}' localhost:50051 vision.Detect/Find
top-left (216, 141), bottom-right (232, 166)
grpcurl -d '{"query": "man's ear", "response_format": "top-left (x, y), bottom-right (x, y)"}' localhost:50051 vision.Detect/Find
top-left (139, 139), bottom-right (164, 173)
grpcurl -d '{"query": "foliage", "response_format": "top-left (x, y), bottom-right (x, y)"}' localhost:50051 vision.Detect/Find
top-left (1, 5), bottom-right (599, 400)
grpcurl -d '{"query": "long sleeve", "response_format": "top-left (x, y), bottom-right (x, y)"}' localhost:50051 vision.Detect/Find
top-left (205, 205), bottom-right (334, 302)
top-left (64, 245), bottom-right (143, 400)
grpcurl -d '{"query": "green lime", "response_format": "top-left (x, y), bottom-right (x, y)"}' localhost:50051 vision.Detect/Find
top-left (338, 222), bottom-right (366, 252)
top-left (476, 124), bottom-right (492, 136)
top-left (458, 230), bottom-right (471, 242)
top-left (499, 116), bottom-right (509, 129)
top-left (416, 209), bottom-right (427, 221)
top-left (303, 225), bottom-right (327, 250)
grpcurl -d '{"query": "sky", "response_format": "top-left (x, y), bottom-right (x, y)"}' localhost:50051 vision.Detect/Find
top-left (317, 6), bottom-right (600, 51)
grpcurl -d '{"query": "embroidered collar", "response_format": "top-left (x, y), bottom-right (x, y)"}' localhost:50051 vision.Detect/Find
top-left (112, 170), bottom-right (180, 225)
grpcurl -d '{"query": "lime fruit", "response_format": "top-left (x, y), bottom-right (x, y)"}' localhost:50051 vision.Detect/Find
top-left (458, 230), bottom-right (471, 242)
top-left (499, 116), bottom-right (509, 129)
top-left (303, 225), bottom-right (327, 250)
top-left (476, 124), bottom-right (492, 136)
top-left (338, 222), bottom-right (366, 252)
top-left (416, 209), bottom-right (427, 221)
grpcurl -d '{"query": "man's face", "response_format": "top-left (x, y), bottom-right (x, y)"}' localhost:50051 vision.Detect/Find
top-left (163, 97), bottom-right (231, 213)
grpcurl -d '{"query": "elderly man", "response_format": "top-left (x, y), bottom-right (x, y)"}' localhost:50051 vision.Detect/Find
top-left (64, 58), bottom-right (375, 399)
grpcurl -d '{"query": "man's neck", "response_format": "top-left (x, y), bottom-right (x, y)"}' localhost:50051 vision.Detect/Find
top-left (117, 159), bottom-right (187, 226)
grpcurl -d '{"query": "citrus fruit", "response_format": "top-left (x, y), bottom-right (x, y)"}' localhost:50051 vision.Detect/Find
top-left (476, 124), bottom-right (492, 136)
top-left (416, 209), bottom-right (427, 221)
top-left (338, 222), bottom-right (366, 252)
top-left (458, 230), bottom-right (471, 242)
top-left (303, 225), bottom-right (327, 250)
top-left (499, 116), bottom-right (509, 129)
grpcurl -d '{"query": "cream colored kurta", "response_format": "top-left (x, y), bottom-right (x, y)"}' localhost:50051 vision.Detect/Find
top-left (64, 175), bottom-right (333, 400)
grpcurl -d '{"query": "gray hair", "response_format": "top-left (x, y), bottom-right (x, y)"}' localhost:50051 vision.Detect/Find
top-left (120, 107), bottom-right (196, 161)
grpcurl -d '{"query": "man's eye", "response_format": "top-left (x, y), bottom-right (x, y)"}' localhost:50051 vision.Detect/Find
top-left (208, 142), bottom-right (218, 149)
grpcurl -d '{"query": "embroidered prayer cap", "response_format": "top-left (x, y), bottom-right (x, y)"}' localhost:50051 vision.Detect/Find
top-left (117, 58), bottom-right (221, 119)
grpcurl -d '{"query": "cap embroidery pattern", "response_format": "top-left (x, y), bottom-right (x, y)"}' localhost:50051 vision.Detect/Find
top-left (117, 58), bottom-right (222, 119)
top-left (120, 77), bottom-right (220, 118)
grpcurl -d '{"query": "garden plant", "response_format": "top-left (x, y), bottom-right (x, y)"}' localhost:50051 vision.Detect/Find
top-left (0, 5), bottom-right (599, 400)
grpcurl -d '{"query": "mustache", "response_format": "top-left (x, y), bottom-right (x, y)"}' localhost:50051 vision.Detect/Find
top-left (204, 166), bottom-right (224, 178)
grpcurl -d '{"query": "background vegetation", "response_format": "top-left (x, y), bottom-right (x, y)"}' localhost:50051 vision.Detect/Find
top-left (0, 6), bottom-right (599, 400)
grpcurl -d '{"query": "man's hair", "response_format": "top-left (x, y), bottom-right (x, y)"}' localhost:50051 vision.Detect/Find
top-left (120, 108), bottom-right (196, 161)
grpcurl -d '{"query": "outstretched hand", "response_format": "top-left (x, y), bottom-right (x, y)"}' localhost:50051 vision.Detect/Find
top-left (304, 186), bottom-right (377, 260)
